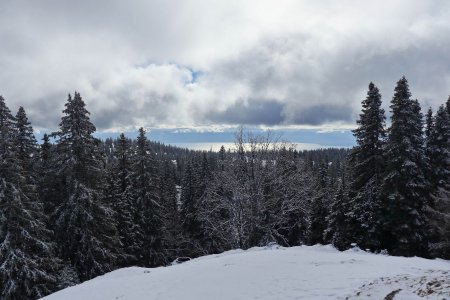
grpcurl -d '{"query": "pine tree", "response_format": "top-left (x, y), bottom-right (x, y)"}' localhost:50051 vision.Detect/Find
top-left (325, 173), bottom-right (350, 250)
top-left (427, 106), bottom-right (450, 190)
top-left (308, 162), bottom-right (329, 245)
top-left (14, 106), bottom-right (37, 172)
top-left (446, 95), bottom-right (450, 115)
top-left (179, 159), bottom-right (204, 255)
top-left (130, 127), bottom-right (165, 266)
top-left (37, 133), bottom-right (63, 228)
top-left (13, 106), bottom-right (40, 213)
top-left (426, 105), bottom-right (450, 258)
top-left (219, 145), bottom-right (226, 171)
top-left (0, 96), bottom-right (16, 177)
top-left (382, 77), bottom-right (429, 256)
top-left (271, 147), bottom-right (308, 246)
top-left (52, 92), bottom-right (119, 281)
top-left (198, 153), bottom-right (235, 254)
top-left (425, 107), bottom-right (434, 140)
top-left (198, 153), bottom-right (212, 198)
top-left (159, 159), bottom-right (181, 260)
top-left (0, 179), bottom-right (58, 299)
top-left (112, 133), bottom-right (141, 266)
top-left (40, 134), bottom-right (52, 167)
top-left (52, 92), bottom-right (101, 184)
top-left (346, 82), bottom-right (386, 251)
top-left (0, 96), bottom-right (58, 299)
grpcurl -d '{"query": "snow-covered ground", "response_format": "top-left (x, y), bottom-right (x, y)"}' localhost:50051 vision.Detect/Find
top-left (42, 245), bottom-right (450, 300)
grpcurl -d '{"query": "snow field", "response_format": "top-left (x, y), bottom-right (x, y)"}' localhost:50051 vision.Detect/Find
top-left (43, 245), bottom-right (450, 300)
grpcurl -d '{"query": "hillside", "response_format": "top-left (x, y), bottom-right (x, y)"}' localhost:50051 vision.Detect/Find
top-left (42, 245), bottom-right (450, 300)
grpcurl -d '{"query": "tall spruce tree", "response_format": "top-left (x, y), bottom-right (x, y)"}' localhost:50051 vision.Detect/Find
top-left (52, 92), bottom-right (119, 281)
top-left (308, 162), bottom-right (329, 245)
top-left (271, 147), bottom-right (308, 246)
top-left (0, 96), bottom-right (57, 299)
top-left (425, 107), bottom-right (434, 140)
top-left (113, 133), bottom-right (141, 266)
top-left (37, 133), bottom-right (66, 239)
top-left (38, 134), bottom-right (55, 214)
top-left (426, 105), bottom-right (450, 258)
top-left (382, 77), bottom-right (429, 256)
top-left (325, 173), bottom-right (349, 250)
top-left (0, 96), bottom-right (16, 175)
top-left (179, 159), bottom-right (204, 255)
top-left (346, 82), bottom-right (386, 251)
top-left (159, 159), bottom-right (181, 260)
top-left (130, 127), bottom-right (165, 266)
top-left (14, 107), bottom-right (37, 172)
top-left (198, 151), bottom-right (235, 254)
top-left (426, 106), bottom-right (450, 190)
top-left (446, 95), bottom-right (450, 115)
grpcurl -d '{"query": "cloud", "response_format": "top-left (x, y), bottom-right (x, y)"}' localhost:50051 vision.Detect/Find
top-left (207, 99), bottom-right (284, 125)
top-left (0, 0), bottom-right (449, 131)
top-left (290, 104), bottom-right (353, 126)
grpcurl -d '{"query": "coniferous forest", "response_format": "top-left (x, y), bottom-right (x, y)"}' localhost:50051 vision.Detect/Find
top-left (0, 76), bottom-right (449, 299)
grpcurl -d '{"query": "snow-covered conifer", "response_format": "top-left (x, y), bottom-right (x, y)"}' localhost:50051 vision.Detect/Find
top-left (325, 173), bottom-right (350, 250)
top-left (0, 96), bottom-right (58, 299)
top-left (307, 162), bottom-right (330, 245)
top-left (346, 82), bottom-right (386, 251)
top-left (130, 127), bottom-right (165, 266)
top-left (425, 107), bottom-right (434, 140)
top-left (382, 77), bottom-right (429, 256)
top-left (112, 133), bottom-right (142, 266)
top-left (14, 106), bottom-right (37, 172)
top-left (426, 105), bottom-right (450, 258)
top-left (52, 92), bottom-right (120, 281)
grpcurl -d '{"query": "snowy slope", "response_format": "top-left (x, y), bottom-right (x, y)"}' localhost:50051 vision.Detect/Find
top-left (42, 245), bottom-right (450, 300)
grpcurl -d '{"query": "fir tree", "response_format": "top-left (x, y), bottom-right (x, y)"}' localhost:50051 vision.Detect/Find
top-left (52, 92), bottom-right (119, 281)
top-left (425, 107), bottom-right (434, 140)
top-left (325, 173), bottom-right (350, 250)
top-left (52, 92), bottom-right (101, 184)
top-left (159, 159), bottom-right (181, 260)
top-left (198, 153), bottom-right (212, 197)
top-left (382, 77), bottom-right (429, 256)
top-left (37, 134), bottom-right (61, 223)
top-left (219, 145), bottom-right (226, 171)
top-left (113, 133), bottom-right (141, 266)
top-left (0, 178), bottom-right (58, 299)
top-left (271, 147), bottom-right (308, 246)
top-left (198, 153), bottom-right (235, 254)
top-left (13, 106), bottom-right (40, 215)
top-left (40, 134), bottom-right (52, 167)
top-left (446, 95), bottom-right (450, 115)
top-left (0, 96), bottom-right (57, 299)
top-left (130, 127), bottom-right (165, 266)
top-left (426, 105), bottom-right (450, 258)
top-left (308, 162), bottom-right (329, 245)
top-left (427, 106), bottom-right (450, 190)
top-left (346, 82), bottom-right (386, 251)
top-left (14, 106), bottom-right (37, 172)
top-left (179, 159), bottom-right (204, 255)
top-left (0, 96), bottom-right (16, 178)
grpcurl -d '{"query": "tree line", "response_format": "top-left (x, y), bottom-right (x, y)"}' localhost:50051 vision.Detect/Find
top-left (0, 76), bottom-right (449, 299)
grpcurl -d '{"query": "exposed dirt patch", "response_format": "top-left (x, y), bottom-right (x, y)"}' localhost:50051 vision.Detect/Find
top-left (346, 270), bottom-right (450, 299)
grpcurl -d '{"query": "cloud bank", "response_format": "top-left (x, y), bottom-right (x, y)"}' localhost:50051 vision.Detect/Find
top-left (0, 0), bottom-right (449, 131)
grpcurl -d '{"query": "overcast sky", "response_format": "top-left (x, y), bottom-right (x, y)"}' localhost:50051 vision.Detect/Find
top-left (1, 0), bottom-right (449, 133)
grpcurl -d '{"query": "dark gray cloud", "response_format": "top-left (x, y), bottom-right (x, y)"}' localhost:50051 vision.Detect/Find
top-left (208, 99), bottom-right (284, 125)
top-left (289, 104), bottom-right (353, 126)
top-left (23, 94), bottom-right (67, 129)
top-left (0, 0), bottom-right (449, 131)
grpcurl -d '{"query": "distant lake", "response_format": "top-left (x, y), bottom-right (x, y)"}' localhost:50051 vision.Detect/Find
top-left (171, 142), bottom-right (349, 151)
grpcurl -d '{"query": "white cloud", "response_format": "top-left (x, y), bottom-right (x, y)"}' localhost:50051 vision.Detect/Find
top-left (0, 0), bottom-right (449, 131)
